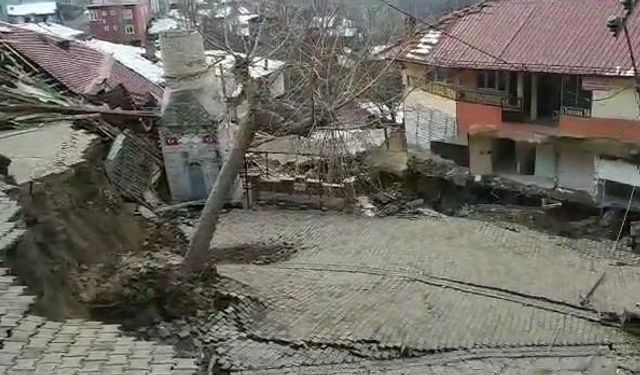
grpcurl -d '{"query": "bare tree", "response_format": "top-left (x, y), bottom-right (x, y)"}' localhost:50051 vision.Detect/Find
top-left (183, 0), bottom-right (414, 274)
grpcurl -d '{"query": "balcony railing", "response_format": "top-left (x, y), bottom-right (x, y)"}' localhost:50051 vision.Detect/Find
top-left (423, 81), bottom-right (459, 101)
top-left (423, 81), bottom-right (522, 110)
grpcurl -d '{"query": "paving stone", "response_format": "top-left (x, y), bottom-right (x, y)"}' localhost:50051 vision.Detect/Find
top-left (0, 354), bottom-right (16, 366)
top-left (149, 364), bottom-right (172, 375)
top-left (12, 359), bottom-right (37, 371)
top-left (17, 349), bottom-right (44, 360)
top-left (38, 353), bottom-right (63, 365)
top-left (172, 359), bottom-right (198, 370)
top-left (34, 364), bottom-right (58, 374)
top-left (105, 355), bottom-right (128, 366)
top-left (127, 359), bottom-right (150, 370)
top-left (63, 347), bottom-right (90, 358)
top-left (58, 358), bottom-right (82, 370)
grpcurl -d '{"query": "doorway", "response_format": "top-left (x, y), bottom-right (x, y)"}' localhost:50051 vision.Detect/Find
top-left (188, 162), bottom-right (207, 200)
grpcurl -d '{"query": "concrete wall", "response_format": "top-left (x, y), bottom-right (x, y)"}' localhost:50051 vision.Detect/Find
top-left (159, 128), bottom-right (221, 202)
top-left (592, 86), bottom-right (640, 121)
top-left (559, 115), bottom-right (640, 143)
top-left (468, 135), bottom-right (493, 175)
top-left (557, 148), bottom-right (595, 194)
top-left (456, 101), bottom-right (502, 136)
top-left (401, 62), bottom-right (427, 86)
top-left (595, 157), bottom-right (640, 187)
top-left (402, 88), bottom-right (457, 150)
top-left (535, 143), bottom-right (556, 179)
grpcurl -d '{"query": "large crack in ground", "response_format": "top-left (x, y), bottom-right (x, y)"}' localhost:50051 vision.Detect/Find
top-left (9, 144), bottom-right (640, 374)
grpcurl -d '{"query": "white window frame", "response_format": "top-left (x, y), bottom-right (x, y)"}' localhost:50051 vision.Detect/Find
top-left (124, 24), bottom-right (135, 34)
top-left (122, 8), bottom-right (133, 20)
top-left (112, 24), bottom-right (118, 31)
top-left (101, 10), bottom-right (107, 16)
top-left (89, 9), bottom-right (99, 21)
top-left (109, 9), bottom-right (116, 16)
top-left (103, 24), bottom-right (109, 31)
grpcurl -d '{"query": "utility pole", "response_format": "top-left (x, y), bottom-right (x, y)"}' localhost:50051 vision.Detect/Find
top-left (607, 0), bottom-right (639, 96)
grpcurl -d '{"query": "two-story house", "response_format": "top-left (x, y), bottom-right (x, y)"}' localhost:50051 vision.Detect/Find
top-left (87, 0), bottom-right (150, 45)
top-left (396, 0), bottom-right (640, 209)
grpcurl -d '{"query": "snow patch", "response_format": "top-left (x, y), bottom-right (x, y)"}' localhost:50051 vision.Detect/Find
top-left (84, 39), bottom-right (164, 84)
top-left (7, 1), bottom-right (56, 16)
top-left (148, 18), bottom-right (180, 34)
top-left (18, 22), bottom-right (84, 39)
top-left (205, 50), bottom-right (285, 79)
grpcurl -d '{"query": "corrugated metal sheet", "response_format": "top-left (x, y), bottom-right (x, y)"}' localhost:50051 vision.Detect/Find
top-left (0, 26), bottom-right (163, 106)
top-left (403, 0), bottom-right (640, 76)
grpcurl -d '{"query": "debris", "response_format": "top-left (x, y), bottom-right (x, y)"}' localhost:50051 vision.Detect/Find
top-left (138, 206), bottom-right (158, 221)
top-left (356, 196), bottom-right (377, 217)
top-left (155, 200), bottom-right (207, 214)
top-left (541, 198), bottom-right (562, 210)
top-left (579, 272), bottom-right (606, 307)
top-left (405, 198), bottom-right (424, 210)
top-left (415, 207), bottom-right (446, 218)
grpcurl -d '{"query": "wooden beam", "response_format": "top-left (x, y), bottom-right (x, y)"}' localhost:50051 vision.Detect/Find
top-left (0, 103), bottom-right (159, 118)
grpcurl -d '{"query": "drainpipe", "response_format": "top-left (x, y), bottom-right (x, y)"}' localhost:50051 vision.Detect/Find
top-left (530, 73), bottom-right (538, 121)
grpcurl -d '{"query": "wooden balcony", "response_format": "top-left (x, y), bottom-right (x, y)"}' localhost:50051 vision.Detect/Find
top-left (423, 81), bottom-right (522, 110)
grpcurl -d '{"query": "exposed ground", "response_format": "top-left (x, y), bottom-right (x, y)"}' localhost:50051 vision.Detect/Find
top-left (366, 154), bottom-right (630, 243)
top-left (7, 142), bottom-right (640, 374)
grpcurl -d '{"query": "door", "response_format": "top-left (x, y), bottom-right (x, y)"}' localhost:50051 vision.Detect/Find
top-left (188, 162), bottom-right (207, 200)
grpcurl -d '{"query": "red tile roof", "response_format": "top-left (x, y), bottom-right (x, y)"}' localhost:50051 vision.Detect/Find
top-left (401, 0), bottom-right (640, 76)
top-left (0, 25), bottom-right (163, 106)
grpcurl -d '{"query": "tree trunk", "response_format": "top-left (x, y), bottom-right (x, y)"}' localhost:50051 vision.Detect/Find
top-left (183, 91), bottom-right (257, 275)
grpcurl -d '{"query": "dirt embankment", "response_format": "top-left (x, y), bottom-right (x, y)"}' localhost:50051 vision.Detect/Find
top-left (364, 154), bottom-right (628, 242)
top-left (6, 143), bottom-right (152, 320)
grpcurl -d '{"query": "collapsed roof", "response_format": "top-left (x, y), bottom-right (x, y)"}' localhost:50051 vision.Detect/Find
top-left (0, 23), bottom-right (163, 107)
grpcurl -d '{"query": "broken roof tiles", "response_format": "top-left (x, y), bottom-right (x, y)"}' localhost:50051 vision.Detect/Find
top-left (400, 0), bottom-right (640, 77)
top-left (0, 23), bottom-right (163, 107)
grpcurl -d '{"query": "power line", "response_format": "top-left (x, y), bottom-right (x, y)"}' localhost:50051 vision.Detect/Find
top-left (376, 0), bottom-right (523, 69)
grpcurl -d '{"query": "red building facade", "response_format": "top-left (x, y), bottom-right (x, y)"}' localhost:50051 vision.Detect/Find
top-left (87, 0), bottom-right (150, 45)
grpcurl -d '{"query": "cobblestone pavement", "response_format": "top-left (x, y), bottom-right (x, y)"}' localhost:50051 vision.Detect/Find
top-left (205, 209), bottom-right (640, 372)
top-left (213, 210), bottom-right (640, 315)
top-left (1, 189), bottom-right (198, 375)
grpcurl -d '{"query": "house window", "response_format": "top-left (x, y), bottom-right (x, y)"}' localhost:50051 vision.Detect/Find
top-left (124, 24), bottom-right (135, 34)
top-left (477, 71), bottom-right (507, 91)
top-left (112, 24), bottom-right (118, 31)
top-left (103, 25), bottom-right (109, 31)
top-left (561, 76), bottom-right (592, 113)
top-left (101, 10), bottom-right (107, 16)
top-left (122, 8), bottom-right (133, 19)
top-left (109, 9), bottom-right (116, 16)
top-left (88, 9), bottom-right (99, 21)
top-left (433, 68), bottom-right (455, 83)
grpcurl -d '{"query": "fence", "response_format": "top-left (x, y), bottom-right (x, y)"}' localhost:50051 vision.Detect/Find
top-left (404, 105), bottom-right (457, 151)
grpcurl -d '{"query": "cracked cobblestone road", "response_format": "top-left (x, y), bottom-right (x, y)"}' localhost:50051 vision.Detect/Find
top-left (205, 209), bottom-right (640, 373)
